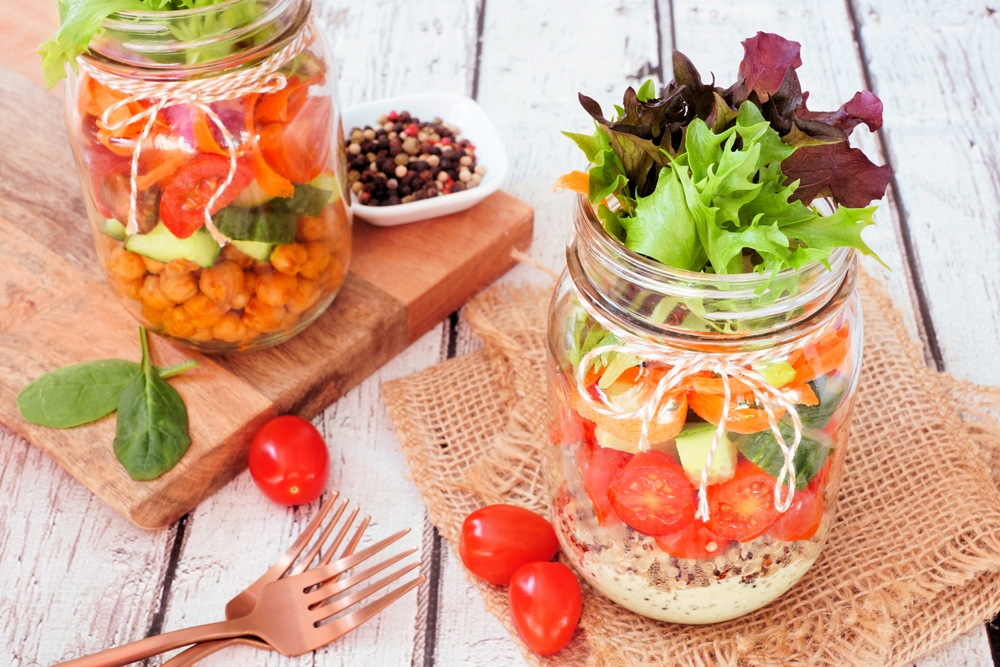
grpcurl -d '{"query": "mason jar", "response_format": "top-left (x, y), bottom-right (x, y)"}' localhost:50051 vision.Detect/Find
top-left (547, 196), bottom-right (861, 624)
top-left (64, 0), bottom-right (351, 353)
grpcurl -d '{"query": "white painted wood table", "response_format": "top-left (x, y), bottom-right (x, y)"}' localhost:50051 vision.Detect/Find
top-left (2, 1), bottom-right (999, 665)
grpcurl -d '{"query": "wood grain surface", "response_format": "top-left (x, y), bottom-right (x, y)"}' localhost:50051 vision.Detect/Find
top-left (1, 1), bottom-right (998, 666)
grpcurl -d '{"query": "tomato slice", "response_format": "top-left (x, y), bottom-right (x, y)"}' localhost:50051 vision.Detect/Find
top-left (706, 459), bottom-right (780, 542)
top-left (159, 154), bottom-right (254, 239)
top-left (768, 483), bottom-right (823, 542)
top-left (577, 441), bottom-right (631, 525)
top-left (608, 451), bottom-right (695, 536)
top-left (687, 389), bottom-right (785, 435)
top-left (259, 94), bottom-right (332, 184)
top-left (654, 520), bottom-right (729, 560)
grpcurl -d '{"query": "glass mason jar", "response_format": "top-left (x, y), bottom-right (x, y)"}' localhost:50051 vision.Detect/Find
top-left (547, 197), bottom-right (861, 624)
top-left (64, 0), bottom-right (351, 353)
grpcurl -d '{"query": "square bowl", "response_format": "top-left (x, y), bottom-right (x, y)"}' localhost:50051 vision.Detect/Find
top-left (341, 93), bottom-right (508, 226)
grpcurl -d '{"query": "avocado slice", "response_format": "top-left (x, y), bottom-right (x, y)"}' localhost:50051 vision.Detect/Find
top-left (230, 239), bottom-right (275, 262)
top-left (125, 222), bottom-right (221, 268)
top-left (675, 423), bottom-right (738, 486)
top-left (103, 218), bottom-right (126, 241)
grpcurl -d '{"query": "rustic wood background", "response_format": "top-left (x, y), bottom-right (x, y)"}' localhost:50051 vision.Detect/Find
top-left (1, 1), bottom-right (998, 665)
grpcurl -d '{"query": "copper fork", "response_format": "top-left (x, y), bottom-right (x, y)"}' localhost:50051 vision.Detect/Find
top-left (162, 491), bottom-right (371, 666)
top-left (55, 529), bottom-right (424, 667)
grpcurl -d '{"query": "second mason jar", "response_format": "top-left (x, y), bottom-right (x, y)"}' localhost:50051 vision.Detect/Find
top-left (65, 0), bottom-right (351, 353)
top-left (547, 196), bottom-right (862, 624)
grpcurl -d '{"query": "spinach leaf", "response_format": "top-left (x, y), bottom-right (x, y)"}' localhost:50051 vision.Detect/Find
top-left (17, 358), bottom-right (198, 428)
top-left (113, 329), bottom-right (191, 481)
top-left (797, 373), bottom-right (848, 428)
top-left (274, 184), bottom-right (332, 217)
top-left (737, 420), bottom-right (832, 489)
top-left (213, 206), bottom-right (296, 244)
top-left (18, 360), bottom-right (140, 428)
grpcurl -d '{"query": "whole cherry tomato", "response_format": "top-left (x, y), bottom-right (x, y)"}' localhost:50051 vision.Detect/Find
top-left (577, 440), bottom-right (631, 526)
top-left (459, 504), bottom-right (559, 585)
top-left (248, 415), bottom-right (330, 506)
top-left (508, 562), bottom-right (581, 655)
top-left (159, 154), bottom-right (254, 238)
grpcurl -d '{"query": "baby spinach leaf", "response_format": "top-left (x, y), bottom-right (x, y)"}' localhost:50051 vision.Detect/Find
top-left (17, 360), bottom-right (140, 428)
top-left (17, 359), bottom-right (199, 428)
top-left (113, 329), bottom-right (191, 481)
top-left (213, 206), bottom-right (296, 244)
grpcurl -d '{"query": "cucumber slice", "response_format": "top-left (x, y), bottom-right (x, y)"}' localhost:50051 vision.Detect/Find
top-left (675, 423), bottom-right (738, 486)
top-left (125, 223), bottom-right (221, 268)
top-left (310, 172), bottom-right (341, 202)
top-left (103, 218), bottom-right (126, 241)
top-left (231, 179), bottom-right (275, 208)
top-left (230, 239), bottom-right (275, 262)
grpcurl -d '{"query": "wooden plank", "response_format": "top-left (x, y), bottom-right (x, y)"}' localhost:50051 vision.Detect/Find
top-left (352, 191), bottom-right (534, 341)
top-left (853, 0), bottom-right (1000, 384)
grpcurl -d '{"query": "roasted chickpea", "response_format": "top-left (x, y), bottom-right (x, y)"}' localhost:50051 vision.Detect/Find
top-left (162, 306), bottom-right (197, 338)
top-left (242, 297), bottom-right (285, 333)
top-left (270, 243), bottom-right (309, 276)
top-left (256, 271), bottom-right (297, 306)
top-left (143, 257), bottom-right (166, 274)
top-left (220, 243), bottom-right (254, 269)
top-left (112, 275), bottom-right (144, 300)
top-left (326, 257), bottom-right (347, 290)
top-left (286, 278), bottom-right (321, 315)
top-left (298, 242), bottom-right (331, 280)
top-left (199, 260), bottom-right (245, 307)
top-left (183, 293), bottom-right (228, 329)
top-left (160, 270), bottom-right (199, 303)
top-left (107, 247), bottom-right (147, 281)
top-left (164, 258), bottom-right (200, 276)
top-left (191, 327), bottom-right (215, 342)
top-left (139, 275), bottom-right (176, 311)
top-left (280, 310), bottom-right (301, 329)
top-left (212, 312), bottom-right (248, 342)
top-left (295, 215), bottom-right (329, 242)
top-left (141, 304), bottom-right (164, 328)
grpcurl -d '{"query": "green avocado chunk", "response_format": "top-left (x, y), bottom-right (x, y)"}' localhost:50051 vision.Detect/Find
top-left (675, 422), bottom-right (738, 486)
top-left (125, 223), bottom-right (221, 268)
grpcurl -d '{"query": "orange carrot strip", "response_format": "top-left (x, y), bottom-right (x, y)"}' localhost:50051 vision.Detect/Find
top-left (687, 390), bottom-right (786, 435)
top-left (789, 326), bottom-right (851, 383)
top-left (192, 107), bottom-right (230, 157)
top-left (243, 93), bottom-right (295, 198)
top-left (134, 151), bottom-right (192, 191)
top-left (552, 170), bottom-right (590, 194)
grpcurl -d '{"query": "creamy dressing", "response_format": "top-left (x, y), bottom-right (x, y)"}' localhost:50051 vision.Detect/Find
top-left (574, 545), bottom-right (818, 624)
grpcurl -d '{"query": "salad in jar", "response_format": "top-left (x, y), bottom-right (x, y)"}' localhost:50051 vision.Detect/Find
top-left (45, 0), bottom-right (350, 352)
top-left (547, 32), bottom-right (890, 623)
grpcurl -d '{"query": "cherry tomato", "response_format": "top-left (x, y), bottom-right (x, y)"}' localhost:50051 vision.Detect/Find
top-left (159, 154), bottom-right (254, 238)
top-left (248, 415), bottom-right (330, 506)
top-left (577, 440), bottom-right (631, 525)
top-left (769, 465), bottom-right (828, 542)
top-left (607, 451), bottom-right (695, 536)
top-left (459, 504), bottom-right (559, 585)
top-left (259, 94), bottom-right (332, 184)
top-left (508, 562), bottom-right (581, 655)
top-left (706, 459), bottom-right (780, 542)
top-left (654, 520), bottom-right (729, 560)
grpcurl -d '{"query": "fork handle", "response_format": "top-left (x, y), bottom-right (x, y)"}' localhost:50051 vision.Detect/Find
top-left (160, 637), bottom-right (271, 667)
top-left (52, 620), bottom-right (249, 667)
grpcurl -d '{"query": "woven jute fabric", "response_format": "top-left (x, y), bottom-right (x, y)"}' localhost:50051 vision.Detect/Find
top-left (381, 270), bottom-right (1000, 667)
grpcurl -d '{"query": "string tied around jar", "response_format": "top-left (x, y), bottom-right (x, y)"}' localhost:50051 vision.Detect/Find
top-left (75, 18), bottom-right (314, 246)
top-left (574, 327), bottom-right (828, 522)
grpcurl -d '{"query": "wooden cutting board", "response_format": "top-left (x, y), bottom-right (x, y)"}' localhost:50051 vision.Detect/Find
top-left (0, 65), bottom-right (533, 528)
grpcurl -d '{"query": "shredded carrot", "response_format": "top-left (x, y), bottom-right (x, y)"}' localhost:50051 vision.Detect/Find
top-left (134, 151), bottom-right (192, 191)
top-left (243, 93), bottom-right (295, 198)
top-left (788, 326), bottom-right (851, 383)
top-left (192, 108), bottom-right (230, 157)
top-left (687, 390), bottom-right (786, 435)
top-left (552, 170), bottom-right (590, 194)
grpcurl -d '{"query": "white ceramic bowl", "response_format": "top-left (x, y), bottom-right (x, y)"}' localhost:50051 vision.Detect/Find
top-left (341, 93), bottom-right (508, 226)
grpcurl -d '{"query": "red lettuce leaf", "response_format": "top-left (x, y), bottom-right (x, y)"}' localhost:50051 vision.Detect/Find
top-left (733, 32), bottom-right (802, 103)
top-left (797, 90), bottom-right (884, 134)
top-left (783, 141), bottom-right (892, 207)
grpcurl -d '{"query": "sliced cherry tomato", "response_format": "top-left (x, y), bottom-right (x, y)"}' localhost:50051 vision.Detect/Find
top-left (101, 164), bottom-right (160, 233)
top-left (769, 483), bottom-right (824, 542)
top-left (654, 520), bottom-right (729, 560)
top-left (508, 562), bottom-right (581, 655)
top-left (459, 504), bottom-right (559, 585)
top-left (159, 154), bottom-right (254, 238)
top-left (82, 139), bottom-right (128, 218)
top-left (687, 389), bottom-right (785, 435)
top-left (259, 94), bottom-right (332, 184)
top-left (706, 459), bottom-right (780, 542)
top-left (608, 451), bottom-right (695, 536)
top-left (577, 440), bottom-right (632, 525)
top-left (248, 415), bottom-right (330, 506)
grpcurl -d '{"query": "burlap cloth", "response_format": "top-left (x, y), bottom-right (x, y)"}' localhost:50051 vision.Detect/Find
top-left (381, 269), bottom-right (1000, 667)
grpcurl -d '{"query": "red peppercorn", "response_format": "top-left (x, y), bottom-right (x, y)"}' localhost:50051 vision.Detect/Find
top-left (404, 123), bottom-right (419, 136)
top-left (388, 110), bottom-right (398, 121)
top-left (440, 137), bottom-right (452, 146)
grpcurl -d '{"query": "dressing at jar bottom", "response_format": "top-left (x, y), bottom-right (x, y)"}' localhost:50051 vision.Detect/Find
top-left (553, 490), bottom-right (823, 624)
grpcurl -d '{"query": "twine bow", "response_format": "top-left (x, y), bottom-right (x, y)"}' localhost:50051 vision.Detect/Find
top-left (76, 20), bottom-right (314, 245)
top-left (574, 321), bottom-right (824, 523)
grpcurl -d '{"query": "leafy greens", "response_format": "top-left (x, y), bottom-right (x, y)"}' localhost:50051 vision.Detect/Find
top-left (563, 32), bottom-right (893, 277)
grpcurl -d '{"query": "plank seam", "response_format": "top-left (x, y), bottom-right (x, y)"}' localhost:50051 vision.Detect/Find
top-left (843, 0), bottom-right (945, 372)
top-left (142, 513), bottom-right (188, 667)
